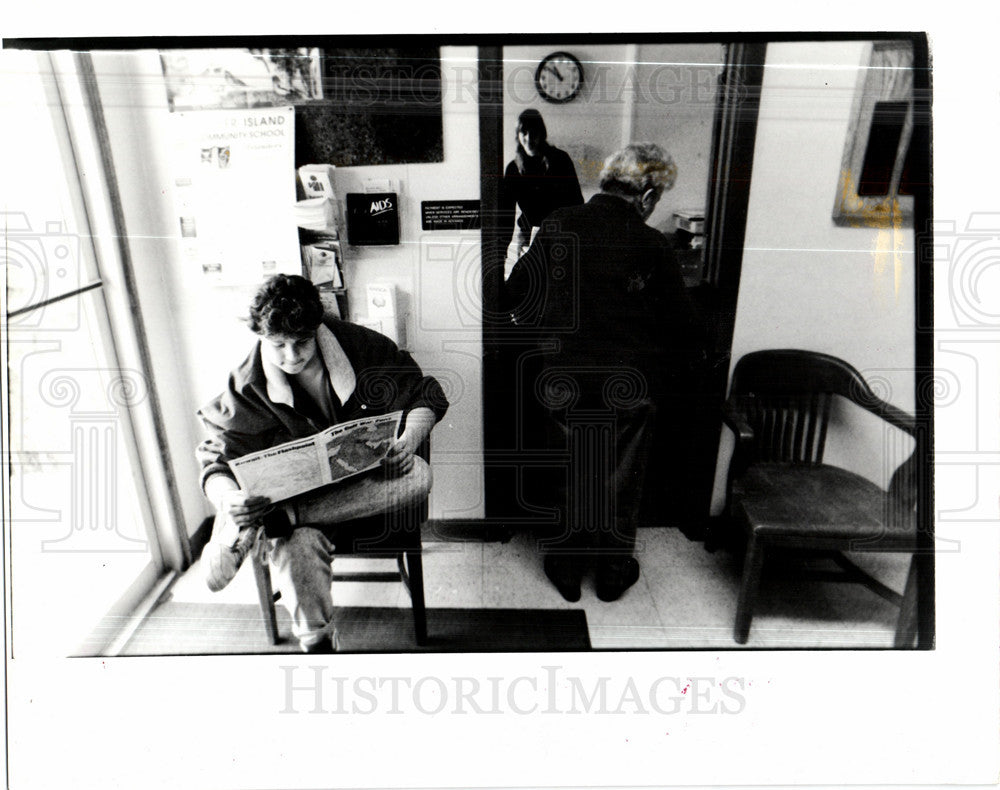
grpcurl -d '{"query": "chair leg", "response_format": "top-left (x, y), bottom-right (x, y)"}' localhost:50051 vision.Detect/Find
top-left (734, 535), bottom-right (765, 644)
top-left (251, 541), bottom-right (280, 645)
top-left (404, 551), bottom-right (427, 646)
top-left (894, 555), bottom-right (919, 649)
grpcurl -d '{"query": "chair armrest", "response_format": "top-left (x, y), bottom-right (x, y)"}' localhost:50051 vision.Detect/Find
top-left (865, 398), bottom-right (917, 436)
top-left (721, 400), bottom-right (754, 448)
top-left (721, 400), bottom-right (755, 482)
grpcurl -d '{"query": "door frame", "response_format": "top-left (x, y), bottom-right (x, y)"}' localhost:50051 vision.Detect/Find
top-left (477, 40), bottom-right (767, 522)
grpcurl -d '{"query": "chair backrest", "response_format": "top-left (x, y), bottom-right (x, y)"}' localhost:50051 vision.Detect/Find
top-left (728, 349), bottom-right (897, 465)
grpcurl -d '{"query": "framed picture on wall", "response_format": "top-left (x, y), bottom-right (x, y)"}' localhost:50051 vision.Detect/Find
top-left (160, 48), bottom-right (323, 111)
top-left (294, 47), bottom-right (444, 167)
top-left (832, 40), bottom-right (917, 227)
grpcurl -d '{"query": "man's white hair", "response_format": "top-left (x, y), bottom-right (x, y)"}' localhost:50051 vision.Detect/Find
top-left (599, 143), bottom-right (678, 197)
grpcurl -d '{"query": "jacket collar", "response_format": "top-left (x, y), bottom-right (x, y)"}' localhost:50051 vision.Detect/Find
top-left (262, 323), bottom-right (356, 408)
top-left (589, 192), bottom-right (643, 216)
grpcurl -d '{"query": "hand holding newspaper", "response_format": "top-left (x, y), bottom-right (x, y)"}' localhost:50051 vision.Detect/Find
top-left (228, 411), bottom-right (403, 502)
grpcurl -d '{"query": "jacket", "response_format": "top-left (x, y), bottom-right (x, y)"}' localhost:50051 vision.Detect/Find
top-left (503, 193), bottom-right (705, 392)
top-left (500, 144), bottom-right (584, 239)
top-left (196, 317), bottom-right (448, 493)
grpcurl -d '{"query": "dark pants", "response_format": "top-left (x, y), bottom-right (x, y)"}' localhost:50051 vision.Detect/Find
top-left (539, 367), bottom-right (658, 559)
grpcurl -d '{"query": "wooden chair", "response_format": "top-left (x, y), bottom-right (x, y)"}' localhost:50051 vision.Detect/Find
top-left (719, 349), bottom-right (921, 645)
top-left (250, 446), bottom-right (430, 647)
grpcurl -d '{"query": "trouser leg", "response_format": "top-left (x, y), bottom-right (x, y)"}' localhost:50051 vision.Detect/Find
top-left (541, 395), bottom-right (656, 560)
top-left (592, 398), bottom-right (655, 600)
top-left (601, 398), bottom-right (657, 556)
top-left (269, 527), bottom-right (336, 651)
top-left (540, 408), bottom-right (589, 556)
top-left (290, 457), bottom-right (430, 529)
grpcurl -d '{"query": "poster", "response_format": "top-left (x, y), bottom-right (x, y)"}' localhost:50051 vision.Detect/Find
top-left (160, 48), bottom-right (323, 111)
top-left (169, 106), bottom-right (301, 284)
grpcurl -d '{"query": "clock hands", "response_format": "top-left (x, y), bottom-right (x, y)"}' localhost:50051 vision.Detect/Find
top-left (544, 64), bottom-right (565, 82)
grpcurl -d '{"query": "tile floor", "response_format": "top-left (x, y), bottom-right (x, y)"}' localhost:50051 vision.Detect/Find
top-left (166, 526), bottom-right (912, 650)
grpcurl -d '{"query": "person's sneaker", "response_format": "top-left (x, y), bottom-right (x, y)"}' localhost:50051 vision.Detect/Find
top-left (543, 555), bottom-right (582, 603)
top-left (201, 518), bottom-right (258, 592)
top-left (303, 631), bottom-right (340, 654)
top-left (595, 557), bottom-right (640, 602)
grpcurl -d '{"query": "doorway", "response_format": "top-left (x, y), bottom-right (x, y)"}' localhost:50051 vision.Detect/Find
top-left (478, 40), bottom-right (766, 532)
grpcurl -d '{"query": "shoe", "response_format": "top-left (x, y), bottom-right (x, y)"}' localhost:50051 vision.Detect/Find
top-left (544, 555), bottom-right (582, 603)
top-left (596, 557), bottom-right (640, 602)
top-left (201, 521), bottom-right (258, 592)
top-left (303, 631), bottom-right (340, 654)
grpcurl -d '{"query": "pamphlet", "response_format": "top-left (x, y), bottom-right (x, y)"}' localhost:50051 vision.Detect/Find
top-left (229, 411), bottom-right (402, 502)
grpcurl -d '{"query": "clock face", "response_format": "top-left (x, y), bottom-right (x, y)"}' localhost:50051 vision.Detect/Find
top-left (535, 52), bottom-right (583, 103)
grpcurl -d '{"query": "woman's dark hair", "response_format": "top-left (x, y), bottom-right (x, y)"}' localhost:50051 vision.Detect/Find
top-left (515, 108), bottom-right (548, 148)
top-left (247, 274), bottom-right (324, 336)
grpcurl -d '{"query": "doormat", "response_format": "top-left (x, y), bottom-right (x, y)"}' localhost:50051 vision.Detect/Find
top-left (117, 603), bottom-right (590, 655)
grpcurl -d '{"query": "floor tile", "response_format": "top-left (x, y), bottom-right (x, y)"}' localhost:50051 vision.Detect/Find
top-left (421, 541), bottom-right (484, 608)
top-left (633, 526), bottom-right (723, 569)
top-left (326, 583), bottom-right (403, 609)
top-left (580, 573), bottom-right (667, 650)
top-left (639, 528), bottom-right (907, 648)
top-left (481, 532), bottom-right (579, 610)
top-left (161, 525), bottom-right (913, 652)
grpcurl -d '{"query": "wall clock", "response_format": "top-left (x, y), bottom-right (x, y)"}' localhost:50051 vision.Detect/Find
top-left (535, 52), bottom-right (584, 104)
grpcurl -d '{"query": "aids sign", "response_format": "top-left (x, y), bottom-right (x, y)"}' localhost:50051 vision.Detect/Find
top-left (346, 192), bottom-right (400, 246)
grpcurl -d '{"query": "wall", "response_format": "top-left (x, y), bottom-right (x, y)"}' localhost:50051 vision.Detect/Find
top-left (503, 43), bottom-right (722, 232)
top-left (96, 43), bottom-right (910, 535)
top-left (710, 41), bottom-right (917, 515)
top-left (95, 46), bottom-right (485, 533)
top-left (630, 44), bottom-right (724, 231)
top-left (324, 47), bottom-right (484, 520)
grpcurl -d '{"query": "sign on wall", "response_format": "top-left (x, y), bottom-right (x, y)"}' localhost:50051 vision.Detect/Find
top-left (421, 200), bottom-right (482, 231)
top-left (169, 106), bottom-right (302, 284)
top-left (346, 192), bottom-right (400, 246)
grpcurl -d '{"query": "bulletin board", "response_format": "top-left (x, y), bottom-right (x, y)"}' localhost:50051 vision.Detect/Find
top-left (168, 106), bottom-right (303, 285)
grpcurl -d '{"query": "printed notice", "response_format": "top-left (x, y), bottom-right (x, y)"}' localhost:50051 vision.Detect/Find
top-left (228, 411), bottom-right (401, 502)
top-left (169, 106), bottom-right (302, 284)
top-left (420, 200), bottom-right (481, 230)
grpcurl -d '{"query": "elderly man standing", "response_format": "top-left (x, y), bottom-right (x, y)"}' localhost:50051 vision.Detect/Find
top-left (504, 143), bottom-right (704, 603)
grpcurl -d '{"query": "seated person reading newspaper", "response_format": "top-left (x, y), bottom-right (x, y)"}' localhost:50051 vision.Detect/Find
top-left (196, 274), bottom-right (448, 653)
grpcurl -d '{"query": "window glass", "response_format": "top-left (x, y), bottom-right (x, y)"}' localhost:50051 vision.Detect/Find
top-left (5, 53), bottom-right (158, 657)
top-left (9, 290), bottom-right (157, 656)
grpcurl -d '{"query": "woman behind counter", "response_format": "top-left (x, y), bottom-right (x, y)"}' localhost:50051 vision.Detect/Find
top-left (500, 108), bottom-right (584, 277)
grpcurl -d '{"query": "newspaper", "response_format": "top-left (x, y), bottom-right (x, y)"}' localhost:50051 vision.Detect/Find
top-left (229, 411), bottom-right (402, 502)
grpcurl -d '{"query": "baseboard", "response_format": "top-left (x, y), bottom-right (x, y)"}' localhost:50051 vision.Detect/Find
top-left (190, 517), bottom-right (702, 554)
top-left (424, 519), bottom-right (708, 544)
top-left (423, 518), bottom-right (518, 543)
